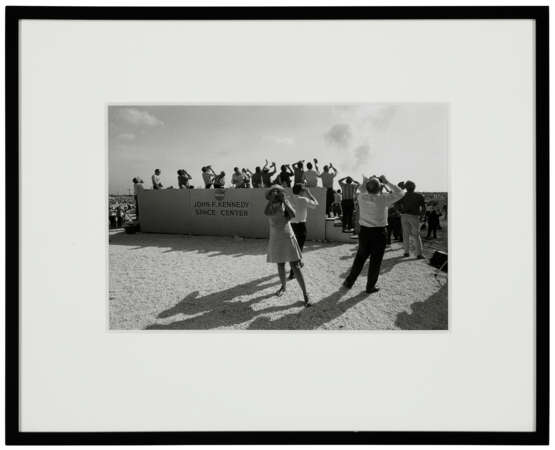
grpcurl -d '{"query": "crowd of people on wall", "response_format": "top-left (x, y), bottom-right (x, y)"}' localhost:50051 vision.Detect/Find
top-left (122, 160), bottom-right (447, 246)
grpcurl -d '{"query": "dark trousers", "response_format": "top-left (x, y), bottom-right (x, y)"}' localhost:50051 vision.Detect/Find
top-left (291, 222), bottom-right (307, 251)
top-left (341, 199), bottom-right (354, 230)
top-left (345, 226), bottom-right (386, 290)
top-left (426, 221), bottom-right (438, 239)
top-left (134, 195), bottom-right (139, 219)
top-left (325, 188), bottom-right (334, 216)
top-left (387, 216), bottom-right (402, 244)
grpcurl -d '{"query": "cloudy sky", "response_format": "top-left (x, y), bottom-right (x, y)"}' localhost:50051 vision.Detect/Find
top-left (109, 104), bottom-right (448, 194)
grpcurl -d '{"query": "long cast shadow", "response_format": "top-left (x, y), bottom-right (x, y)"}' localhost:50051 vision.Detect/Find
top-left (248, 289), bottom-right (369, 330)
top-left (394, 283), bottom-right (448, 330)
top-left (145, 274), bottom-right (294, 330)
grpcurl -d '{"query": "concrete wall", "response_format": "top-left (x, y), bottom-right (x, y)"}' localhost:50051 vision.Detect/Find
top-left (138, 187), bottom-right (327, 241)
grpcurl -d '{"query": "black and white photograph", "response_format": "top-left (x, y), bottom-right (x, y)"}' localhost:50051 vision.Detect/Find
top-left (109, 104), bottom-right (448, 330)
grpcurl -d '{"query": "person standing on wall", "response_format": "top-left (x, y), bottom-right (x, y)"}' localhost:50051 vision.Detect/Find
top-left (132, 177), bottom-right (144, 219)
top-left (177, 169), bottom-right (192, 189)
top-left (338, 176), bottom-right (360, 232)
top-left (251, 166), bottom-right (263, 188)
top-left (343, 175), bottom-right (404, 294)
top-left (213, 170), bottom-right (226, 188)
top-left (151, 169), bottom-right (163, 190)
top-left (292, 160), bottom-right (306, 185)
top-left (264, 185), bottom-right (311, 307)
top-left (201, 166), bottom-right (215, 189)
top-left (241, 168), bottom-right (253, 188)
top-left (231, 167), bottom-right (244, 188)
top-left (319, 163), bottom-right (338, 218)
top-left (275, 164), bottom-right (294, 187)
top-left (398, 180), bottom-right (426, 259)
top-left (261, 160), bottom-right (277, 188)
top-left (286, 184), bottom-right (318, 279)
top-left (304, 159), bottom-right (320, 187)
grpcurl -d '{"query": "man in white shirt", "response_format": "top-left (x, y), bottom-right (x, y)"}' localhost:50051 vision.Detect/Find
top-left (287, 184), bottom-right (318, 279)
top-left (343, 175), bottom-right (404, 294)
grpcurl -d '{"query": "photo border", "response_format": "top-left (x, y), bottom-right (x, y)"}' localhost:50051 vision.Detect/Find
top-left (5, 5), bottom-right (549, 445)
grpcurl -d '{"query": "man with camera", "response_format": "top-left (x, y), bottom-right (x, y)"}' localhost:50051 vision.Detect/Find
top-left (343, 175), bottom-right (404, 294)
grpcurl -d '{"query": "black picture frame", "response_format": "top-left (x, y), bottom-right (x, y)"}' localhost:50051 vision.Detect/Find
top-left (5, 5), bottom-right (549, 446)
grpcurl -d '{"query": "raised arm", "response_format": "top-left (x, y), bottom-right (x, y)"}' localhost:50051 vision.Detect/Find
top-left (283, 198), bottom-right (296, 221)
top-left (313, 158), bottom-right (320, 174)
top-left (378, 175), bottom-right (405, 205)
top-left (304, 187), bottom-right (319, 208)
top-left (269, 162), bottom-right (277, 176)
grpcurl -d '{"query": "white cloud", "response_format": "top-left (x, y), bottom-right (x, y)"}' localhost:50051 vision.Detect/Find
top-left (116, 108), bottom-right (164, 128)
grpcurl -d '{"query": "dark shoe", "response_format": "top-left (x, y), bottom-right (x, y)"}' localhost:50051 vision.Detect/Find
top-left (403, 253), bottom-right (410, 257)
top-left (416, 255), bottom-right (425, 260)
top-left (342, 281), bottom-right (353, 290)
top-left (366, 286), bottom-right (380, 294)
top-left (303, 294), bottom-right (312, 307)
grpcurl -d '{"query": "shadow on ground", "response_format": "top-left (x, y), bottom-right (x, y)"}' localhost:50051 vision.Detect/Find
top-left (394, 283), bottom-right (448, 330)
top-left (247, 289), bottom-right (369, 330)
top-left (145, 274), bottom-right (290, 329)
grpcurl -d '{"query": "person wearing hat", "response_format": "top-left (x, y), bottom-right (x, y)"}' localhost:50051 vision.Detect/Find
top-left (343, 175), bottom-right (404, 294)
top-left (264, 185), bottom-right (311, 307)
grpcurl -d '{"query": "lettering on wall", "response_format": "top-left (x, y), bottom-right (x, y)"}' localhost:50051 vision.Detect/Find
top-left (193, 200), bottom-right (249, 217)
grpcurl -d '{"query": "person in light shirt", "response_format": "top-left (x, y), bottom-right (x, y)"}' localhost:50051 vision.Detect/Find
top-left (286, 184), bottom-right (318, 279)
top-left (304, 159), bottom-right (320, 187)
top-left (151, 169), bottom-right (163, 190)
top-left (319, 163), bottom-right (338, 217)
top-left (343, 175), bottom-right (404, 294)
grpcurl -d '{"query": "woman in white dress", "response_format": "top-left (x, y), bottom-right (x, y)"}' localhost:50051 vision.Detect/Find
top-left (264, 186), bottom-right (311, 307)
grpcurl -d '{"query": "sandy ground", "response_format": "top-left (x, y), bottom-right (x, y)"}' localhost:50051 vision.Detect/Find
top-left (110, 223), bottom-right (448, 330)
